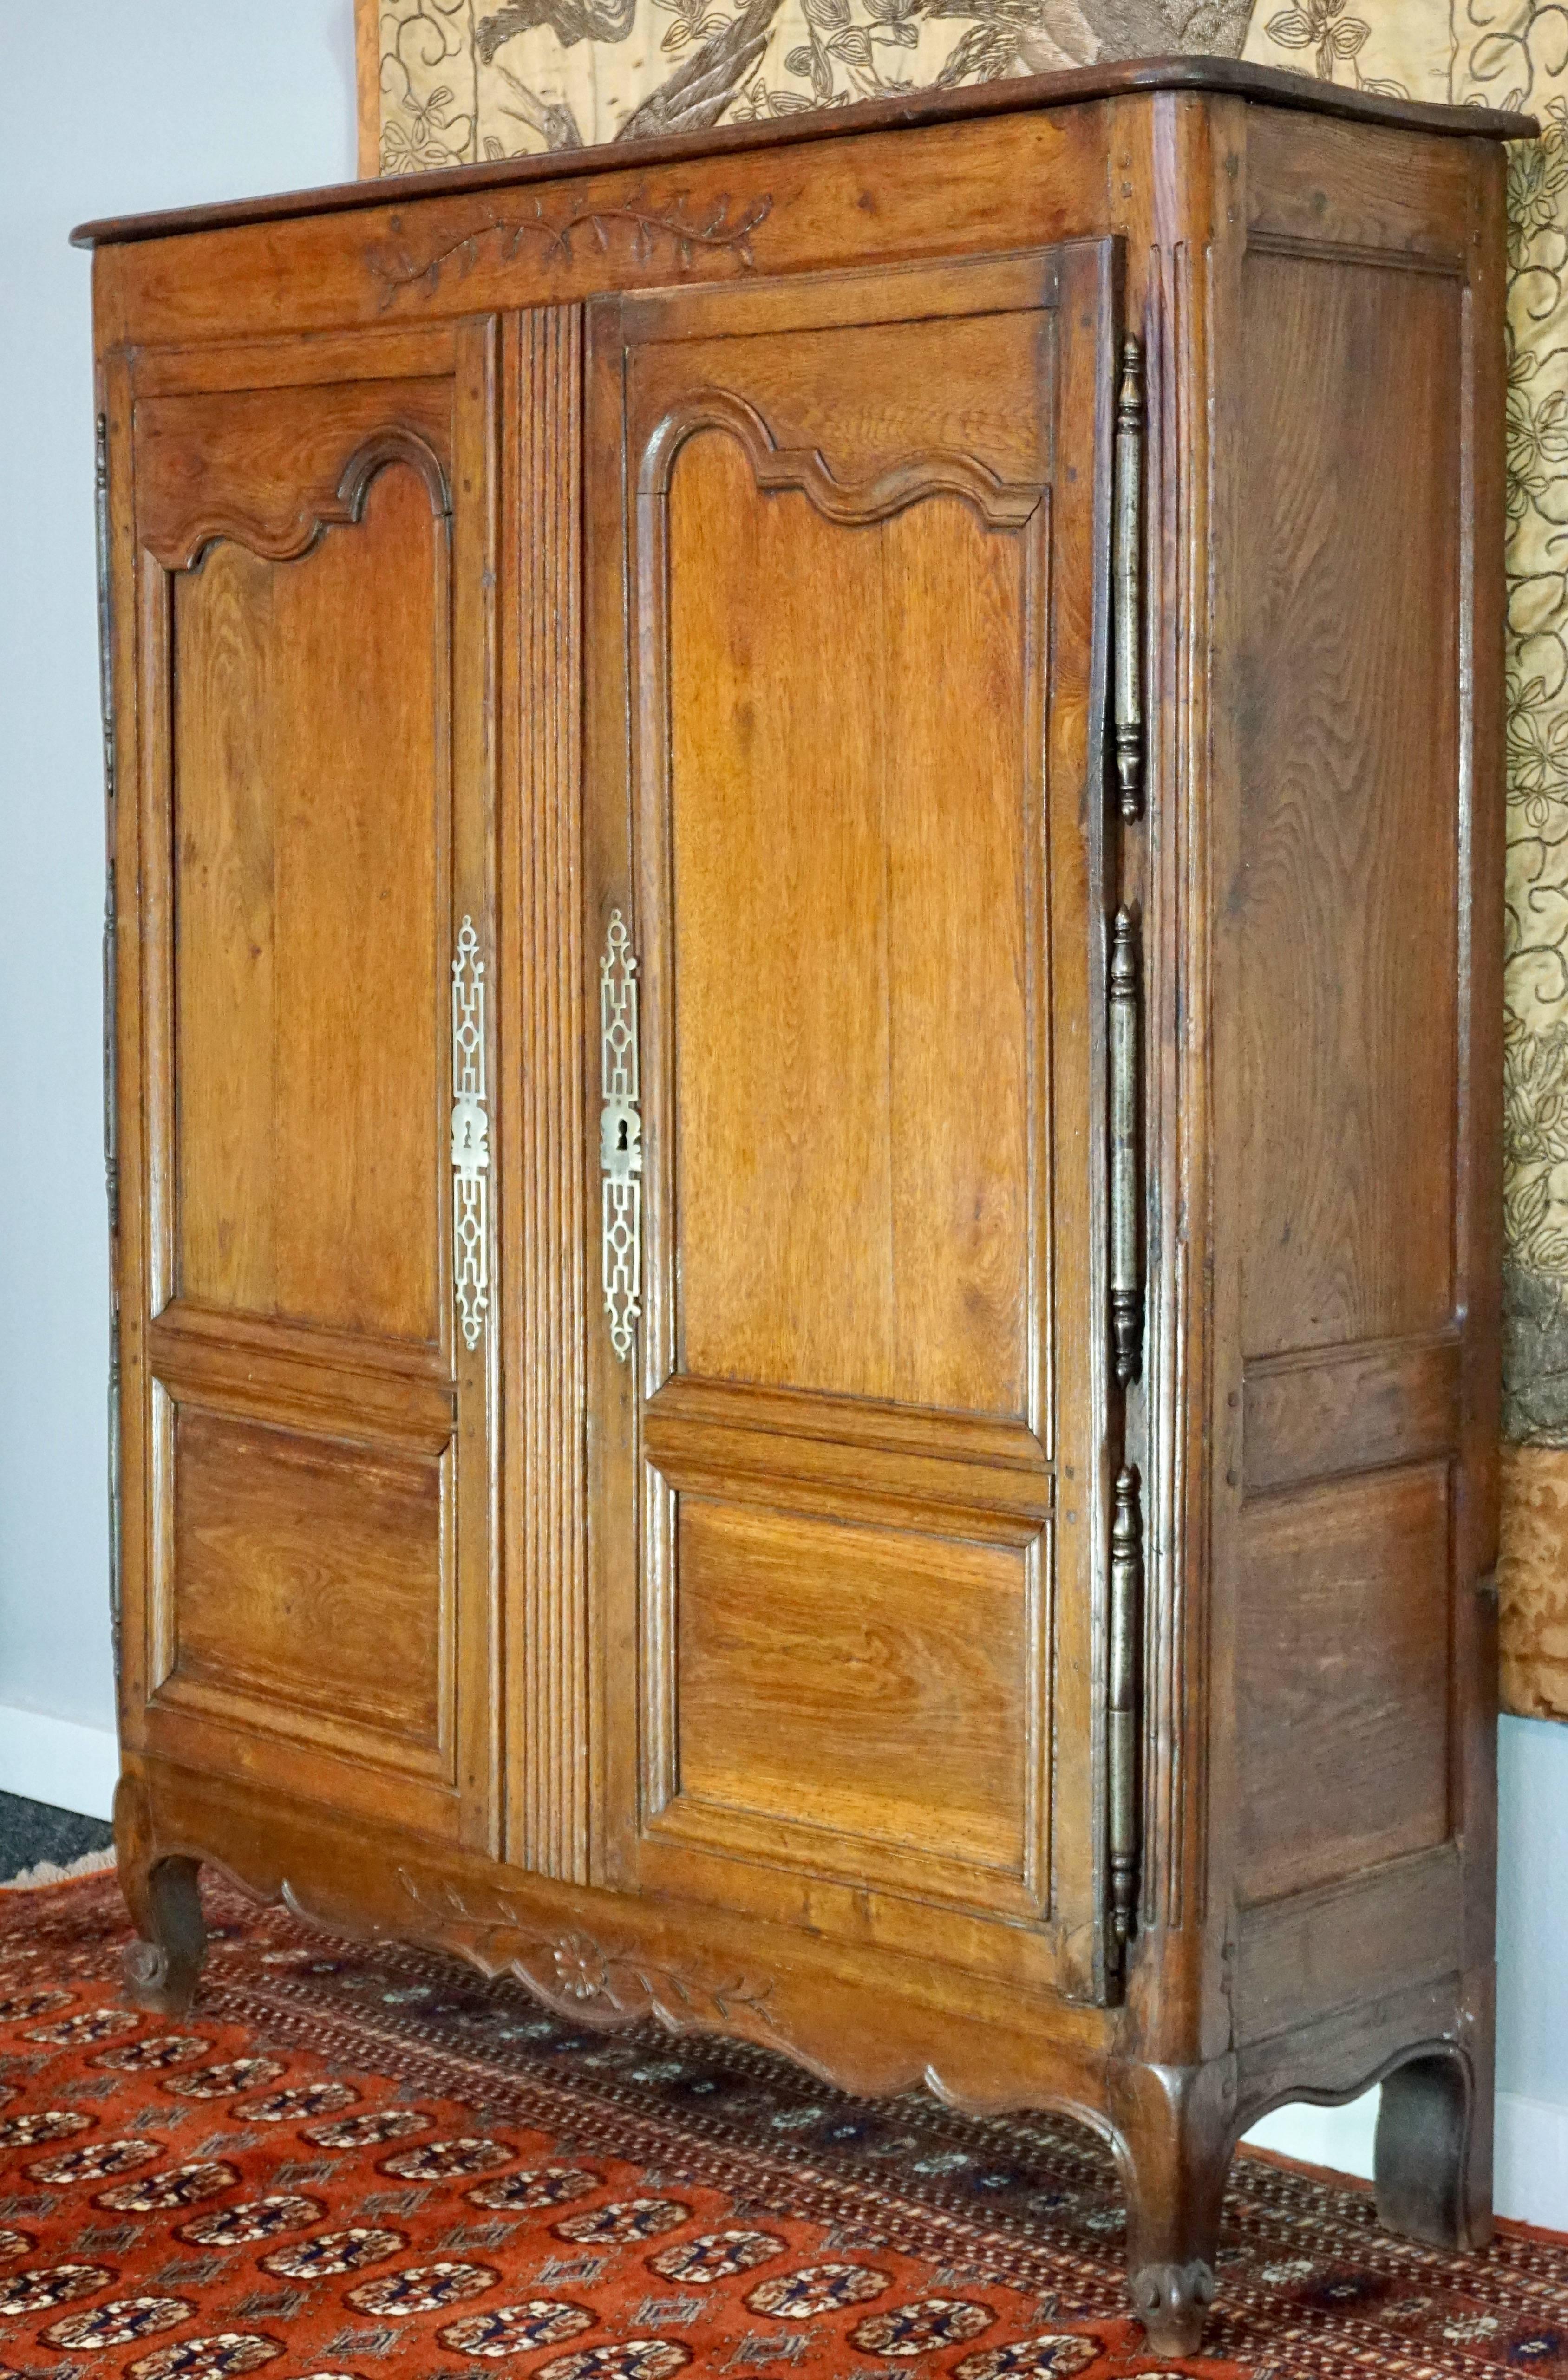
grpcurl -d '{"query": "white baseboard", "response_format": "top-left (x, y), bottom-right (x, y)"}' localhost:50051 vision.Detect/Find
top-left (1245, 2088), bottom-right (1568, 2232)
top-left (0, 1706), bottom-right (119, 1823)
top-left (1495, 2091), bottom-right (1568, 2230)
top-left (1244, 2095), bottom-right (1379, 2180)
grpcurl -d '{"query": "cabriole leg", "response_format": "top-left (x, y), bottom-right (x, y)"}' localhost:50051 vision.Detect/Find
top-left (1375, 2046), bottom-right (1493, 2253)
top-left (1109, 2059), bottom-right (1233, 2359)
top-left (114, 1776), bottom-right (208, 2015)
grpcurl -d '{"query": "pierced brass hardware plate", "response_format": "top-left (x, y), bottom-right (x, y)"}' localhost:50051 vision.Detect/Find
top-left (601, 909), bottom-right (643, 1363)
top-left (451, 916), bottom-right (490, 1352)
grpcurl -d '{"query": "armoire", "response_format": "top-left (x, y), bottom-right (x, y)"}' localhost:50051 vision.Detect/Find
top-left (76, 56), bottom-right (1527, 2355)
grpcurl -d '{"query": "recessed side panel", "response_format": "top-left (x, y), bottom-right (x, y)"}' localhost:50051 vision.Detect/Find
top-left (1235, 254), bottom-right (1459, 1360)
top-left (1237, 1462), bottom-right (1450, 1906)
top-left (1230, 243), bottom-right (1466, 1942)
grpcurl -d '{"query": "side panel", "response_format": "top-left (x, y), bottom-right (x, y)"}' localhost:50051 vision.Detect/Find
top-left (117, 323), bottom-right (500, 1849)
top-left (1226, 118), bottom-right (1502, 2041)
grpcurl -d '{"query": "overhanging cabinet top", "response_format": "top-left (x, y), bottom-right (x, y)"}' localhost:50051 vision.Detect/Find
top-left (74, 60), bottom-right (1533, 355)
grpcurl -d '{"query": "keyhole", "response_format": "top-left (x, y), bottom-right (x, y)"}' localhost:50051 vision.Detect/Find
top-left (617, 1120), bottom-right (629, 1153)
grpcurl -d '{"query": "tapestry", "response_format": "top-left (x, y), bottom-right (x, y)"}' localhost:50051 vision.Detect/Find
top-left (5, 1867), bottom-right (1568, 2375)
top-left (355, 0), bottom-right (1568, 1723)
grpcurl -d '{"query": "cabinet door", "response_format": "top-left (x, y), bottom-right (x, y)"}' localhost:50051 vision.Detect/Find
top-left (584, 249), bottom-right (1118, 1993)
top-left (116, 324), bottom-right (498, 1849)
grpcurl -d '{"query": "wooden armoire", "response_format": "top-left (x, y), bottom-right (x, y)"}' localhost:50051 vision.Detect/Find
top-left (77, 57), bottom-right (1527, 2355)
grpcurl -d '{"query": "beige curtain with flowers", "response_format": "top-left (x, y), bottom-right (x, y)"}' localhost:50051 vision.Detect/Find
top-left (359, 0), bottom-right (1568, 1723)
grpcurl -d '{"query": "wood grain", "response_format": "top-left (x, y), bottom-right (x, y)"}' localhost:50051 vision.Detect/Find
top-left (160, 1405), bottom-right (450, 1774)
top-left (668, 1496), bottom-right (1030, 1878)
top-left (173, 463), bottom-right (446, 1346)
top-left (1236, 1842), bottom-right (1463, 2043)
top-left (72, 55), bottom-right (1533, 253)
top-left (91, 79), bottom-right (1515, 2354)
top-left (1243, 1332), bottom-right (1461, 1496)
top-left (1244, 109), bottom-right (1472, 266)
top-left (1237, 1464), bottom-right (1452, 1905)
top-left (659, 345), bottom-right (1041, 1413)
top-left (136, 381), bottom-right (451, 568)
top-left (1235, 252), bottom-right (1460, 1360)
top-left (505, 306), bottom-right (590, 1883)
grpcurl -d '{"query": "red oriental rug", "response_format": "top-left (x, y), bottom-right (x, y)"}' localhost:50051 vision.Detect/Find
top-left (1, 1872), bottom-right (1565, 2380)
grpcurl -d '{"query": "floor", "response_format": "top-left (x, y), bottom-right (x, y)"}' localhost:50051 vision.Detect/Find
top-left (0, 1786), bottom-right (114, 1882)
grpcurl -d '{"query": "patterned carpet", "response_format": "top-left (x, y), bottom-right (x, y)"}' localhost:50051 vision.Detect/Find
top-left (1, 1873), bottom-right (1566, 2378)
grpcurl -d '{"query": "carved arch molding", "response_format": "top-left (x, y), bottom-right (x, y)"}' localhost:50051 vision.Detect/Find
top-left (137, 409), bottom-right (453, 576)
top-left (638, 386), bottom-right (1049, 532)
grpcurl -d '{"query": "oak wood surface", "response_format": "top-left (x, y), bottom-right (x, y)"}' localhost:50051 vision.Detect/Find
top-left (161, 1405), bottom-right (450, 1769)
top-left (503, 306), bottom-right (591, 1885)
top-left (584, 237), bottom-right (1114, 2002)
top-left (171, 465), bottom-right (445, 1344)
top-left (1237, 1466), bottom-right (1453, 1904)
top-left (71, 55), bottom-right (1533, 252)
top-left (1242, 1333), bottom-right (1462, 1498)
top-left (1235, 252), bottom-right (1459, 1361)
top-left (670, 1498), bottom-right (1031, 1879)
top-left (120, 327), bottom-right (501, 1864)
top-left (91, 71), bottom-right (1512, 2360)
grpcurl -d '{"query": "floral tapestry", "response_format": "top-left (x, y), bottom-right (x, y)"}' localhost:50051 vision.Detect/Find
top-left (357, 0), bottom-right (1568, 1725)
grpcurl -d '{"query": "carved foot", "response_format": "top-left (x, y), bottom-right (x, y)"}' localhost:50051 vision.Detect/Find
top-left (1110, 2058), bottom-right (1233, 2362)
top-left (1128, 2259), bottom-right (1217, 2358)
top-left (1375, 2045), bottom-right (1493, 2254)
top-left (120, 1866), bottom-right (206, 2015)
top-left (114, 1778), bottom-right (208, 2015)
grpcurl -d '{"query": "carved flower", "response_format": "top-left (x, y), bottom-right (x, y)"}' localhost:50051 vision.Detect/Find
top-left (552, 1935), bottom-right (609, 2002)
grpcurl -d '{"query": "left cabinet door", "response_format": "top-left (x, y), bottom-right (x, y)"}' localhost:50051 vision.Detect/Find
top-left (108, 324), bottom-right (499, 1850)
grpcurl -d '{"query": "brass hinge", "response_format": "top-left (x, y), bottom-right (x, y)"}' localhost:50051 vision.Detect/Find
top-left (1109, 905), bottom-right (1143, 1387)
top-left (1108, 1462), bottom-right (1143, 1983)
top-left (1112, 335), bottom-right (1144, 822)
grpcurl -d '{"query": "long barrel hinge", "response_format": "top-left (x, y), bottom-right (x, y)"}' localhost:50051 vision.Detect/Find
top-left (1108, 1462), bottom-right (1143, 1981)
top-left (1109, 905), bottom-right (1143, 1388)
top-left (1113, 335), bottom-right (1144, 822)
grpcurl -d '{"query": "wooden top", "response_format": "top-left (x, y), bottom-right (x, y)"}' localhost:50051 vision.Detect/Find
top-left (71, 52), bottom-right (1535, 250)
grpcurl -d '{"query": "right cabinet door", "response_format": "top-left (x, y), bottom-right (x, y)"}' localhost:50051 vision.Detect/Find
top-left (585, 244), bottom-right (1119, 1999)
